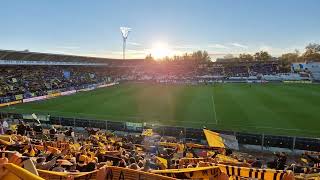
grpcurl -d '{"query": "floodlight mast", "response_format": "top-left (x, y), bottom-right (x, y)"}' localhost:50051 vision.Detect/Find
top-left (120, 27), bottom-right (131, 60)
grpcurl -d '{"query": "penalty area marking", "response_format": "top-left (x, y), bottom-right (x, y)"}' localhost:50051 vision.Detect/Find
top-left (211, 95), bottom-right (218, 125)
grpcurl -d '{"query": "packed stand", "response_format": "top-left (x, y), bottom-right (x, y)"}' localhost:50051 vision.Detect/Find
top-left (0, 118), bottom-right (318, 179)
top-left (0, 66), bottom-right (109, 104)
top-left (0, 61), bottom-right (283, 104)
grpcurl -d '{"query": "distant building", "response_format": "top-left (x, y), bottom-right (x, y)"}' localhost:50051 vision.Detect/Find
top-left (292, 62), bottom-right (320, 81)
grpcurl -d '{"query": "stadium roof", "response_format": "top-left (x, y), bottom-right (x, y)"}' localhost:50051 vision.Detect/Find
top-left (0, 49), bottom-right (280, 66)
top-left (0, 49), bottom-right (143, 63)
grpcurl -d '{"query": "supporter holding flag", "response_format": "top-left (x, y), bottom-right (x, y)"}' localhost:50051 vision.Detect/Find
top-left (304, 152), bottom-right (320, 168)
top-left (33, 124), bottom-right (43, 136)
top-left (31, 113), bottom-right (41, 124)
top-left (17, 121), bottom-right (26, 136)
top-left (49, 126), bottom-right (57, 139)
top-left (0, 120), bottom-right (4, 135)
top-left (142, 129), bottom-right (153, 136)
top-left (56, 131), bottom-right (65, 142)
top-left (203, 128), bottom-right (239, 150)
top-left (1, 119), bottom-right (9, 134)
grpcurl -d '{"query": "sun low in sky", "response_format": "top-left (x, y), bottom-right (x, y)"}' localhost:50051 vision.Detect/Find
top-left (1, 1), bottom-right (320, 59)
top-left (150, 42), bottom-right (175, 59)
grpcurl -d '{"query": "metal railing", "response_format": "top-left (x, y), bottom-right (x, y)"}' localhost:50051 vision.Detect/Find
top-left (1, 112), bottom-right (319, 152)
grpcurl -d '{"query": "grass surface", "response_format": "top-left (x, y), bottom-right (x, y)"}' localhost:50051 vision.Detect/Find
top-left (2, 83), bottom-right (320, 137)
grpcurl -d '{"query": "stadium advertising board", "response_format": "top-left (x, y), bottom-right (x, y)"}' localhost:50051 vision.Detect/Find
top-left (283, 80), bottom-right (312, 84)
top-left (47, 92), bottom-right (61, 99)
top-left (0, 100), bottom-right (22, 107)
top-left (23, 90), bottom-right (75, 103)
top-left (60, 90), bottom-right (76, 96)
top-left (77, 88), bottom-right (92, 92)
top-left (125, 122), bottom-right (143, 131)
top-left (0, 96), bottom-right (11, 103)
top-left (23, 114), bottom-right (50, 121)
top-left (98, 82), bottom-right (118, 88)
top-left (15, 94), bottom-right (23, 100)
top-left (78, 84), bottom-right (97, 92)
top-left (23, 95), bottom-right (47, 103)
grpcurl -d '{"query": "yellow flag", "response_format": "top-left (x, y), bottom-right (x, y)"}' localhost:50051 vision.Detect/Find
top-left (216, 154), bottom-right (238, 163)
top-left (98, 142), bottom-right (104, 147)
top-left (0, 139), bottom-right (12, 146)
top-left (203, 129), bottom-right (225, 148)
top-left (156, 156), bottom-right (168, 168)
top-left (203, 129), bottom-right (239, 149)
top-left (109, 137), bottom-right (116, 143)
top-left (29, 148), bottom-right (36, 157)
top-left (142, 129), bottom-right (153, 136)
top-left (177, 143), bottom-right (185, 153)
top-left (301, 158), bottom-right (308, 163)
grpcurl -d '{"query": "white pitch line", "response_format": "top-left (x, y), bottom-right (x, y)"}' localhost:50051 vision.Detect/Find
top-left (5, 107), bottom-right (320, 135)
top-left (211, 95), bottom-right (218, 124)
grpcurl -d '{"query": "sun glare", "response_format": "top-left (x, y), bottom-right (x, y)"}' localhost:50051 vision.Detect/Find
top-left (151, 42), bottom-right (172, 59)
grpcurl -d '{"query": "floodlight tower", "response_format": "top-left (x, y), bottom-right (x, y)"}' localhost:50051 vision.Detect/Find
top-left (120, 27), bottom-right (131, 60)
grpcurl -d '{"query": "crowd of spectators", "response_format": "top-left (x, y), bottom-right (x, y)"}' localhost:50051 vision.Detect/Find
top-left (0, 66), bottom-right (109, 103)
top-left (107, 60), bottom-right (282, 81)
top-left (0, 119), bottom-right (319, 179)
top-left (0, 62), bottom-right (283, 104)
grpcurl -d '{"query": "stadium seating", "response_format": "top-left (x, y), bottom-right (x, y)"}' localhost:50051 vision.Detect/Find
top-left (0, 54), bottom-right (288, 104)
top-left (0, 50), bottom-right (319, 179)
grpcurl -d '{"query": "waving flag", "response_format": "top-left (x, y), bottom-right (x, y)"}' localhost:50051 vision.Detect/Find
top-left (203, 129), bottom-right (239, 150)
top-left (142, 129), bottom-right (153, 136)
top-left (31, 113), bottom-right (41, 124)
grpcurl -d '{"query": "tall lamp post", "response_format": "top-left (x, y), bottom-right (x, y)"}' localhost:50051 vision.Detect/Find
top-left (120, 27), bottom-right (131, 60)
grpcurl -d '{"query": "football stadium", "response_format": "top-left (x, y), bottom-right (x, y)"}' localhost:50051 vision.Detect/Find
top-left (3, 82), bottom-right (320, 137)
top-left (1, 1), bottom-right (320, 180)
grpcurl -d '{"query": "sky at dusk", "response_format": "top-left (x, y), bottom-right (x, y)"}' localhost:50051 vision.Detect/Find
top-left (1, 0), bottom-right (320, 60)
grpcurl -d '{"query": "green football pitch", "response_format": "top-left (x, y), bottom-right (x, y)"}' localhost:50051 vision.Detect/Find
top-left (2, 83), bottom-right (320, 137)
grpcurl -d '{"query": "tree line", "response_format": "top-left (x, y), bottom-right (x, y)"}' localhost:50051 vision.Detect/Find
top-left (145, 50), bottom-right (211, 62)
top-left (145, 43), bottom-right (320, 64)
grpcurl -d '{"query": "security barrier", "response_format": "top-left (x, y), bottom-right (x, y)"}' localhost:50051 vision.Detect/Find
top-left (38, 169), bottom-right (98, 180)
top-left (218, 164), bottom-right (292, 180)
top-left (38, 166), bottom-right (177, 180)
top-left (3, 163), bottom-right (44, 180)
top-left (0, 100), bottom-right (22, 107)
top-left (152, 166), bottom-right (221, 179)
top-left (104, 166), bottom-right (177, 180)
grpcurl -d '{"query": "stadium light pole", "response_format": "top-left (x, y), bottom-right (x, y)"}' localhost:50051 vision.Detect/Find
top-left (120, 27), bottom-right (131, 60)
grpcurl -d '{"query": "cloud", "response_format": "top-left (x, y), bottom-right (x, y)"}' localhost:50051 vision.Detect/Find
top-left (208, 44), bottom-right (228, 49)
top-left (43, 46), bottom-right (81, 56)
top-left (56, 46), bottom-right (80, 50)
top-left (127, 49), bottom-right (147, 55)
top-left (259, 45), bottom-right (273, 52)
top-left (256, 45), bottom-right (306, 56)
top-left (46, 50), bottom-right (73, 55)
top-left (127, 42), bottom-right (141, 46)
top-left (230, 43), bottom-right (248, 49)
top-left (173, 44), bottom-right (198, 49)
top-left (102, 49), bottom-right (147, 59)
